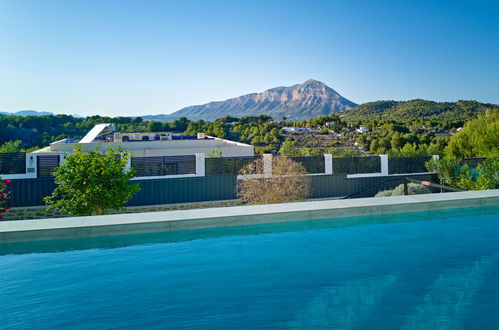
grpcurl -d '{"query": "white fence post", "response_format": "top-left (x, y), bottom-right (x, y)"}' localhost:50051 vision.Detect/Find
top-left (380, 154), bottom-right (389, 176)
top-left (195, 153), bottom-right (206, 176)
top-left (263, 153), bottom-right (273, 177)
top-left (25, 153), bottom-right (37, 177)
top-left (324, 154), bottom-right (333, 174)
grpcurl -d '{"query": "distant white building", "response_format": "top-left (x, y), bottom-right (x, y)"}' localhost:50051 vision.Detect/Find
top-left (356, 126), bottom-right (369, 134)
top-left (282, 127), bottom-right (319, 134)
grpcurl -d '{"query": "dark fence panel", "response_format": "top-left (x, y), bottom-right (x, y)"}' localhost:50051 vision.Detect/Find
top-left (288, 156), bottom-right (325, 174)
top-left (206, 156), bottom-right (261, 176)
top-left (131, 155), bottom-right (196, 177)
top-left (6, 175), bottom-right (238, 208)
top-left (37, 155), bottom-right (60, 178)
top-left (126, 175), bottom-right (238, 206)
top-left (0, 152), bottom-right (26, 175)
top-left (388, 156), bottom-right (432, 174)
top-left (333, 157), bottom-right (381, 174)
top-left (5, 172), bottom-right (435, 208)
top-left (461, 157), bottom-right (487, 167)
top-left (310, 173), bottom-right (434, 199)
top-left (6, 178), bottom-right (57, 207)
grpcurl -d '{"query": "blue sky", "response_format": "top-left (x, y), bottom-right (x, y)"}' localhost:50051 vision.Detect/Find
top-left (1, 0), bottom-right (498, 117)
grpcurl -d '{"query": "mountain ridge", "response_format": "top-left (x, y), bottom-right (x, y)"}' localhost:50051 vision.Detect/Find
top-left (0, 110), bottom-right (54, 117)
top-left (143, 79), bottom-right (357, 121)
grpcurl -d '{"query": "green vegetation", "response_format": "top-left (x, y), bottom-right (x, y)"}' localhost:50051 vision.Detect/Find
top-left (422, 112), bottom-right (499, 191)
top-left (426, 157), bottom-right (499, 190)
top-left (0, 100), bottom-right (495, 158)
top-left (184, 115), bottom-right (282, 154)
top-left (0, 114), bottom-right (191, 150)
top-left (44, 146), bottom-right (140, 216)
top-left (444, 111), bottom-right (499, 158)
top-left (0, 140), bottom-right (22, 153)
top-left (375, 183), bottom-right (431, 197)
top-left (344, 100), bottom-right (497, 122)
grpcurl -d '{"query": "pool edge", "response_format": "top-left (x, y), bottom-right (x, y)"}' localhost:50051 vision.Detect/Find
top-left (1, 190), bottom-right (498, 243)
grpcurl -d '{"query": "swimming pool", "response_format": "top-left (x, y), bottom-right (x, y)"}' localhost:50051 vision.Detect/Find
top-left (1, 205), bottom-right (499, 329)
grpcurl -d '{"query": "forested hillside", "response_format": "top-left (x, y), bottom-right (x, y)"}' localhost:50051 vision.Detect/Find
top-left (1, 101), bottom-right (495, 158)
top-left (0, 115), bottom-right (190, 150)
top-left (343, 100), bottom-right (498, 122)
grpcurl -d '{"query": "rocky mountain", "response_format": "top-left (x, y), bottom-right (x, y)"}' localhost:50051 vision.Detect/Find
top-left (143, 79), bottom-right (357, 121)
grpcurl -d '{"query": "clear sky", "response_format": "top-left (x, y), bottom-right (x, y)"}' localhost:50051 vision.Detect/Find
top-left (1, 0), bottom-right (498, 117)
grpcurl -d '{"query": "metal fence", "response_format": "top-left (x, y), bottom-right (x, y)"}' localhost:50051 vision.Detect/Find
top-left (288, 156), bottom-right (325, 174)
top-left (5, 175), bottom-right (238, 208)
top-left (461, 157), bottom-right (487, 167)
top-left (333, 156), bottom-right (381, 174)
top-left (310, 173), bottom-right (434, 199)
top-left (5, 173), bottom-right (435, 208)
top-left (205, 156), bottom-right (262, 176)
top-left (37, 155), bottom-right (60, 178)
top-left (131, 155), bottom-right (196, 177)
top-left (0, 152), bottom-right (25, 175)
top-left (6, 178), bottom-right (57, 207)
top-left (388, 156), bottom-right (432, 174)
top-left (127, 175), bottom-right (238, 206)
top-left (343, 176), bottom-right (442, 199)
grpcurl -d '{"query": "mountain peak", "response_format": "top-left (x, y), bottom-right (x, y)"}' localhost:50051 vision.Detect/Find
top-left (145, 81), bottom-right (357, 121)
top-left (302, 79), bottom-right (324, 86)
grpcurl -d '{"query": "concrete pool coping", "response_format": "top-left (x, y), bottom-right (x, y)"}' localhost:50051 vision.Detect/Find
top-left (1, 190), bottom-right (498, 243)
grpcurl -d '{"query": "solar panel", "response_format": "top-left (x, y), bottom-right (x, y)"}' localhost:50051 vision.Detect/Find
top-left (79, 123), bottom-right (114, 143)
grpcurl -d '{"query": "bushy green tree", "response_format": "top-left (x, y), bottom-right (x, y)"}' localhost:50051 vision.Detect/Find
top-left (445, 111), bottom-right (499, 158)
top-left (426, 157), bottom-right (499, 190)
top-left (44, 146), bottom-right (140, 216)
top-left (0, 140), bottom-right (22, 153)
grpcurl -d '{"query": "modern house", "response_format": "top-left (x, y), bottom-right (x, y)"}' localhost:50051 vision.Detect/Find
top-left (32, 124), bottom-right (254, 178)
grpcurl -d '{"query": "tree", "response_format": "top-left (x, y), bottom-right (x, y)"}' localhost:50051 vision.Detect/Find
top-left (0, 140), bottom-right (22, 153)
top-left (238, 156), bottom-right (310, 204)
top-left (146, 121), bottom-right (163, 132)
top-left (445, 111), bottom-right (499, 158)
top-left (0, 177), bottom-right (12, 220)
top-left (44, 146), bottom-right (140, 216)
top-left (426, 157), bottom-right (499, 190)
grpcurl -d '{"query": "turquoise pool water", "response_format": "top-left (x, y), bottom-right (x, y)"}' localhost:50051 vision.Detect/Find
top-left (1, 206), bottom-right (499, 329)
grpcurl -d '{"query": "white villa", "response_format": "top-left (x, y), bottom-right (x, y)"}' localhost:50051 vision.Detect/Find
top-left (29, 124), bottom-right (254, 178)
top-left (35, 123), bottom-right (254, 158)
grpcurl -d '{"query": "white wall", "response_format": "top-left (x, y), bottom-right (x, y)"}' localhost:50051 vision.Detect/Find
top-left (45, 139), bottom-right (254, 157)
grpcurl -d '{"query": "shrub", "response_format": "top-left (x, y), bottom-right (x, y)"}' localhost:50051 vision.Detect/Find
top-left (44, 146), bottom-right (140, 216)
top-left (375, 183), bottom-right (431, 197)
top-left (238, 156), bottom-right (310, 204)
top-left (392, 183), bottom-right (431, 196)
top-left (426, 157), bottom-right (499, 190)
top-left (374, 190), bottom-right (394, 197)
